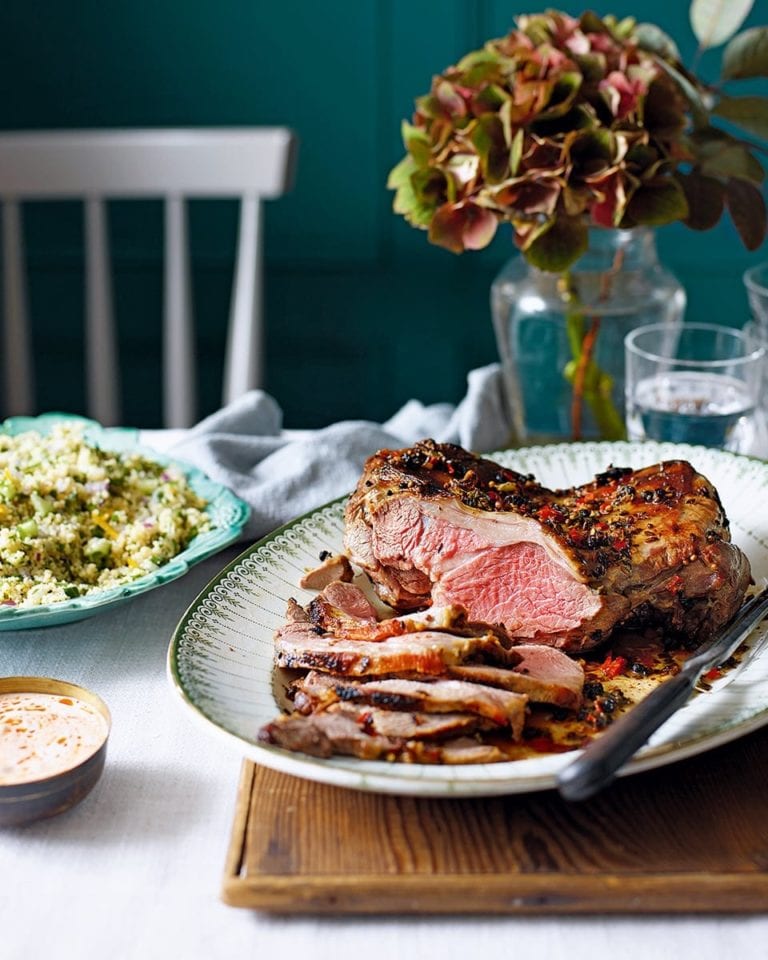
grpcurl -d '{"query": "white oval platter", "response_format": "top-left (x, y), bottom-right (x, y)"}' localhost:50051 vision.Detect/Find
top-left (168, 440), bottom-right (768, 797)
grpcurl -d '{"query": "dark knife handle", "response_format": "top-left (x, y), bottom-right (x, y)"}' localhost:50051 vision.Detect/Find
top-left (557, 588), bottom-right (768, 802)
top-left (556, 670), bottom-right (696, 802)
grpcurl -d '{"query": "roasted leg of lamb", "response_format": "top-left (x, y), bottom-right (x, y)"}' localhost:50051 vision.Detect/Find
top-left (344, 440), bottom-right (750, 653)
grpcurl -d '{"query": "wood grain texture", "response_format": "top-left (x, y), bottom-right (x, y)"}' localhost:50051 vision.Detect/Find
top-left (222, 724), bottom-right (768, 914)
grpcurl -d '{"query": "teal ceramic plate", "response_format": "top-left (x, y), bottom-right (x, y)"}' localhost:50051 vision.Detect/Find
top-left (0, 413), bottom-right (249, 630)
top-left (168, 441), bottom-right (768, 797)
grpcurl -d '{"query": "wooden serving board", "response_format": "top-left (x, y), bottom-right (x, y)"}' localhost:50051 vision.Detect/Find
top-left (222, 725), bottom-right (768, 914)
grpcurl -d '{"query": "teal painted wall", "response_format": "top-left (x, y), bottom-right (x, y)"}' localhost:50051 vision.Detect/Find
top-left (1, 1), bottom-right (766, 427)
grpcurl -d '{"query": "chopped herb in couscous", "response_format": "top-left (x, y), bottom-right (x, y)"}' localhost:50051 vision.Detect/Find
top-left (0, 423), bottom-right (210, 607)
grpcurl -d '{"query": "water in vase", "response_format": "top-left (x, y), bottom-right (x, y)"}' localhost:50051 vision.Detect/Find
top-left (491, 228), bottom-right (686, 444)
top-left (493, 284), bottom-right (684, 443)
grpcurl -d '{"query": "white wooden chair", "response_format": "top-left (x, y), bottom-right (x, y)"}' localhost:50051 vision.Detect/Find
top-left (0, 128), bottom-right (296, 427)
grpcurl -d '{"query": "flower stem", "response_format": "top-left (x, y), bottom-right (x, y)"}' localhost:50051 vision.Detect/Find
top-left (561, 246), bottom-right (627, 441)
top-left (571, 316), bottom-right (600, 440)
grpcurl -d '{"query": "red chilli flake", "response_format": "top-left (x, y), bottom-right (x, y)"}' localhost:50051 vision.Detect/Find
top-left (667, 574), bottom-right (685, 594)
top-left (537, 505), bottom-right (565, 523)
top-left (599, 654), bottom-right (627, 680)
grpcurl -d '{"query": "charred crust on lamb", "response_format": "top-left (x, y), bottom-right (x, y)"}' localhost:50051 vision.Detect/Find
top-left (343, 439), bottom-right (750, 653)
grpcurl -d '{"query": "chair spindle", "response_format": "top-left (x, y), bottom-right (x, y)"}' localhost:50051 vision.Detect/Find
top-left (85, 197), bottom-right (120, 426)
top-left (163, 195), bottom-right (195, 429)
top-left (1, 199), bottom-right (34, 416)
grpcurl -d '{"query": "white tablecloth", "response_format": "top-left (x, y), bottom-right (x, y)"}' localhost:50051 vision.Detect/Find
top-left (1, 433), bottom-right (767, 960)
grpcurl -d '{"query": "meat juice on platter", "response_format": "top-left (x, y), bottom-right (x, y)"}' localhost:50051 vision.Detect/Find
top-left (260, 440), bottom-right (751, 765)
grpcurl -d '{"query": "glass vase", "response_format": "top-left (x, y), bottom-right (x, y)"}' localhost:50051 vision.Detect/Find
top-left (491, 227), bottom-right (686, 444)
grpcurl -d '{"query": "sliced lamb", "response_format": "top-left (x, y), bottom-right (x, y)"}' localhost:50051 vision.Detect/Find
top-left (436, 738), bottom-right (505, 764)
top-left (449, 644), bottom-right (585, 710)
top-left (285, 597), bottom-right (310, 623)
top-left (275, 619), bottom-right (518, 677)
top-left (298, 553), bottom-right (354, 590)
top-left (344, 440), bottom-right (750, 653)
top-left (314, 580), bottom-right (378, 621)
top-left (307, 592), bottom-right (471, 641)
top-left (259, 709), bottom-right (399, 760)
top-left (258, 712), bottom-right (506, 764)
top-left (330, 702), bottom-right (485, 740)
top-left (293, 670), bottom-right (527, 733)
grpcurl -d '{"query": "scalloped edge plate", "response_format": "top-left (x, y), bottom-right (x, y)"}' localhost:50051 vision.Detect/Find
top-left (0, 413), bottom-right (250, 630)
top-left (168, 440), bottom-right (768, 797)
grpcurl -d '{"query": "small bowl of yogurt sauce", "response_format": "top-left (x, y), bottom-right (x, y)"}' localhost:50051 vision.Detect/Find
top-left (0, 676), bottom-right (111, 826)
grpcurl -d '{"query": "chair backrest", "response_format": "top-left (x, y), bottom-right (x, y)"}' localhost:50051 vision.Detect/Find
top-left (0, 128), bottom-right (297, 427)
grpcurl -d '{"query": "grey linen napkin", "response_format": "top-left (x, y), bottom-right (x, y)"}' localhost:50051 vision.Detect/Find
top-left (169, 363), bottom-right (513, 541)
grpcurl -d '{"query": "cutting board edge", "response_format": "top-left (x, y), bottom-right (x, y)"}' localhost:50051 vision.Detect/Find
top-left (220, 870), bottom-right (768, 914)
top-left (221, 758), bottom-right (768, 915)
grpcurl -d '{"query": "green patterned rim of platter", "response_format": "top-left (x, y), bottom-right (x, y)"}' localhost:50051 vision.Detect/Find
top-left (0, 413), bottom-right (250, 630)
top-left (168, 440), bottom-right (768, 797)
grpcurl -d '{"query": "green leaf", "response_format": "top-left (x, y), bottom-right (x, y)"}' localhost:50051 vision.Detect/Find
top-left (391, 186), bottom-right (434, 228)
top-left (386, 155), bottom-right (416, 190)
top-left (456, 49), bottom-right (503, 87)
top-left (400, 121), bottom-right (431, 166)
top-left (635, 23), bottom-right (681, 62)
top-left (539, 72), bottom-right (582, 120)
top-left (625, 142), bottom-right (661, 175)
top-left (471, 84), bottom-right (508, 115)
top-left (389, 159), bottom-right (444, 228)
top-left (579, 12), bottom-right (611, 36)
top-left (530, 105), bottom-right (598, 138)
top-left (413, 166), bottom-right (451, 205)
top-left (625, 177), bottom-right (689, 226)
top-left (569, 128), bottom-right (616, 178)
top-left (523, 216), bottom-right (588, 273)
top-left (457, 49), bottom-right (500, 72)
top-left (514, 218), bottom-right (553, 253)
top-left (573, 53), bottom-right (608, 84)
top-left (611, 17), bottom-right (637, 41)
top-left (652, 57), bottom-right (709, 129)
top-left (690, 0), bottom-right (754, 51)
top-left (725, 178), bottom-right (768, 249)
top-left (713, 95), bottom-right (768, 140)
top-left (643, 75), bottom-right (687, 139)
top-left (435, 80), bottom-right (466, 117)
top-left (470, 115), bottom-right (509, 184)
top-left (563, 185), bottom-right (591, 217)
top-left (414, 93), bottom-right (442, 120)
top-left (520, 15), bottom-right (551, 47)
top-left (676, 172), bottom-right (725, 230)
top-left (692, 128), bottom-right (766, 182)
top-left (722, 27), bottom-right (768, 80)
top-left (509, 128), bottom-right (524, 177)
top-left (392, 189), bottom-right (435, 229)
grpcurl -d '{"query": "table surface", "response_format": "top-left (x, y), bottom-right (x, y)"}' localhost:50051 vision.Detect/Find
top-left (2, 433), bottom-right (768, 960)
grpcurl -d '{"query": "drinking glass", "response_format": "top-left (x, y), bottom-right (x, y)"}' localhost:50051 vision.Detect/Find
top-left (624, 322), bottom-right (766, 453)
top-left (744, 263), bottom-right (768, 339)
